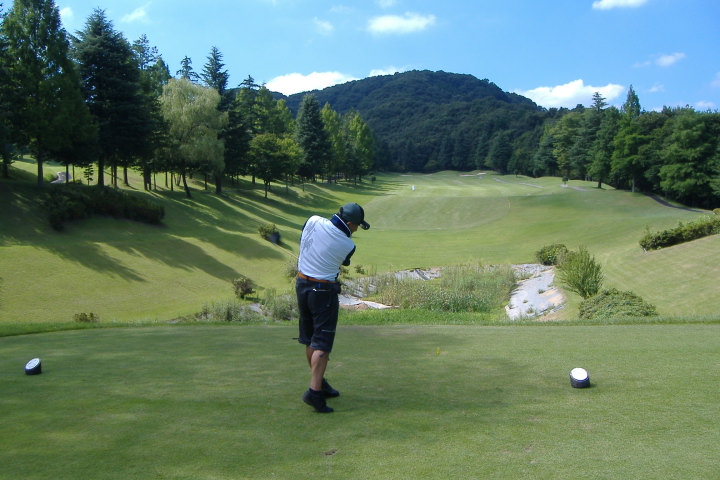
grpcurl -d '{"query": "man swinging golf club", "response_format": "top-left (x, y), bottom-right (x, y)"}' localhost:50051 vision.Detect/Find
top-left (296, 202), bottom-right (370, 413)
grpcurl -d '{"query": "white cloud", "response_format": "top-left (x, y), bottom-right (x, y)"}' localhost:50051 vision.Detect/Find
top-left (656, 52), bottom-right (686, 67)
top-left (369, 66), bottom-right (408, 77)
top-left (592, 0), bottom-right (648, 10)
top-left (313, 18), bottom-right (334, 35)
top-left (695, 100), bottom-right (716, 110)
top-left (634, 52), bottom-right (686, 68)
top-left (367, 12), bottom-right (436, 35)
top-left (59, 7), bottom-right (73, 22)
top-left (648, 83), bottom-right (664, 93)
top-left (515, 79), bottom-right (625, 108)
top-left (121, 4), bottom-right (151, 24)
top-left (265, 72), bottom-right (359, 95)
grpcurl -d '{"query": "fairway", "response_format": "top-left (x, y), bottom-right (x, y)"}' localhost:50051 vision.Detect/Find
top-left (1, 324), bottom-right (717, 479)
top-left (2, 168), bottom-right (718, 324)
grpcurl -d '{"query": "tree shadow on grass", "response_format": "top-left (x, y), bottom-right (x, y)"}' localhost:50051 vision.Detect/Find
top-left (1, 174), bottom-right (394, 284)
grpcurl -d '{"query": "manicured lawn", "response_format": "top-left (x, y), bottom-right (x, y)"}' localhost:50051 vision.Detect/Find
top-left (2, 166), bottom-right (717, 324)
top-left (1, 324), bottom-right (717, 479)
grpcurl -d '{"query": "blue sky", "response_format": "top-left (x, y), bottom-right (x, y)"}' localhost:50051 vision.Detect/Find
top-left (38, 0), bottom-right (720, 110)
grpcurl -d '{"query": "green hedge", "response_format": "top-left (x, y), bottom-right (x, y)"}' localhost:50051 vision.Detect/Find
top-left (639, 214), bottom-right (720, 250)
top-left (44, 184), bottom-right (165, 230)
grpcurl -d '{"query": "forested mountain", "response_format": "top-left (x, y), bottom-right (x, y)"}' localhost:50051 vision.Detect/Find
top-left (280, 71), bottom-right (719, 209)
top-left (282, 70), bottom-right (550, 173)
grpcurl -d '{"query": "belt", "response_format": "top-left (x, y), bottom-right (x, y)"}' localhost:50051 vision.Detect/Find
top-left (298, 272), bottom-right (337, 284)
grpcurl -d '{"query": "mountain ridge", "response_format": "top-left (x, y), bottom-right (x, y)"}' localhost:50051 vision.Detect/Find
top-left (277, 70), bottom-right (548, 172)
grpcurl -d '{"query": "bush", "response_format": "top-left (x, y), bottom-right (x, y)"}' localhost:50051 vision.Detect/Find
top-left (283, 261), bottom-right (298, 279)
top-left (556, 246), bottom-right (604, 299)
top-left (258, 223), bottom-right (279, 241)
top-left (579, 289), bottom-right (658, 320)
top-left (196, 300), bottom-right (263, 323)
top-left (535, 243), bottom-right (569, 266)
top-left (43, 184), bottom-right (164, 230)
top-left (640, 215), bottom-right (720, 250)
top-left (232, 275), bottom-right (256, 299)
top-left (261, 289), bottom-right (298, 321)
top-left (74, 312), bottom-right (99, 323)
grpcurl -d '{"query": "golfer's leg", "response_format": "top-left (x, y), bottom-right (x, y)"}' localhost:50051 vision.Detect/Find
top-left (310, 349), bottom-right (329, 391)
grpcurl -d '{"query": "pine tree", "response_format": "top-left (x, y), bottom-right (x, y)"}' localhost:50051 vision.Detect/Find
top-left (2, 0), bottom-right (93, 186)
top-left (201, 46), bottom-right (229, 96)
top-left (295, 95), bottom-right (331, 182)
top-left (73, 8), bottom-right (154, 187)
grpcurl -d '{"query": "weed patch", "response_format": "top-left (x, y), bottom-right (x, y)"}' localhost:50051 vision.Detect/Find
top-left (372, 264), bottom-right (515, 313)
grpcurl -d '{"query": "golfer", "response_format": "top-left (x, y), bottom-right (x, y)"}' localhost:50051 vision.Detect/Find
top-left (296, 202), bottom-right (370, 413)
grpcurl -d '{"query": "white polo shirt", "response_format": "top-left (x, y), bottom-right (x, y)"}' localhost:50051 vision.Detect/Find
top-left (298, 215), bottom-right (356, 281)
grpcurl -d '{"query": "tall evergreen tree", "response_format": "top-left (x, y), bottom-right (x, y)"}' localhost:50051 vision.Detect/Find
top-left (2, 0), bottom-right (93, 186)
top-left (611, 86), bottom-right (646, 192)
top-left (621, 85), bottom-right (641, 119)
top-left (132, 34), bottom-right (169, 191)
top-left (0, 3), bottom-right (14, 178)
top-left (223, 77), bottom-right (258, 182)
top-left (295, 94), bottom-right (331, 182)
top-left (176, 55), bottom-right (199, 82)
top-left (73, 8), bottom-right (154, 187)
top-left (201, 46), bottom-right (229, 96)
top-left (587, 106), bottom-right (620, 188)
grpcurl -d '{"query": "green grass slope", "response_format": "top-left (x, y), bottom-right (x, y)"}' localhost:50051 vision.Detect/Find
top-left (1, 163), bottom-right (718, 324)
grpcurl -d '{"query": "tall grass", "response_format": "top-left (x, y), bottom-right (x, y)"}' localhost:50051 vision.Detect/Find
top-left (372, 263), bottom-right (515, 313)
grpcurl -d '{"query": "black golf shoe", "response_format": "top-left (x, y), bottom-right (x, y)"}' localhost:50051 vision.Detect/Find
top-left (322, 378), bottom-right (340, 398)
top-left (303, 389), bottom-right (334, 413)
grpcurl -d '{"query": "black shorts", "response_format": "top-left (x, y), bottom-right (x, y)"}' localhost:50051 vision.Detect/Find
top-left (296, 277), bottom-right (341, 352)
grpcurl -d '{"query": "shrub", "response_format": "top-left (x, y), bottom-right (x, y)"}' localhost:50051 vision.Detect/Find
top-left (74, 312), bottom-right (99, 323)
top-left (196, 300), bottom-right (263, 323)
top-left (535, 243), bottom-right (569, 266)
top-left (232, 275), bottom-right (256, 299)
top-left (261, 289), bottom-right (298, 321)
top-left (556, 246), bottom-right (604, 299)
top-left (579, 289), bottom-right (658, 320)
top-left (640, 215), bottom-right (720, 250)
top-left (43, 184), bottom-right (164, 230)
top-left (258, 223), bottom-right (279, 241)
top-left (283, 261), bottom-right (298, 279)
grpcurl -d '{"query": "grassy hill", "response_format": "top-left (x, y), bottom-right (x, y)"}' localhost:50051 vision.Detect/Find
top-left (1, 161), bottom-right (718, 326)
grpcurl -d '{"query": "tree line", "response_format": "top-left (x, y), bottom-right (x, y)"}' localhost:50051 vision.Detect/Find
top-left (530, 89), bottom-right (720, 209)
top-left (0, 1), bottom-right (375, 199)
top-left (2, 1), bottom-right (718, 210)
top-left (286, 70), bottom-right (720, 210)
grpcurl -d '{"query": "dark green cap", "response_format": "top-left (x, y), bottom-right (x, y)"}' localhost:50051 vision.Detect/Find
top-left (339, 203), bottom-right (370, 230)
